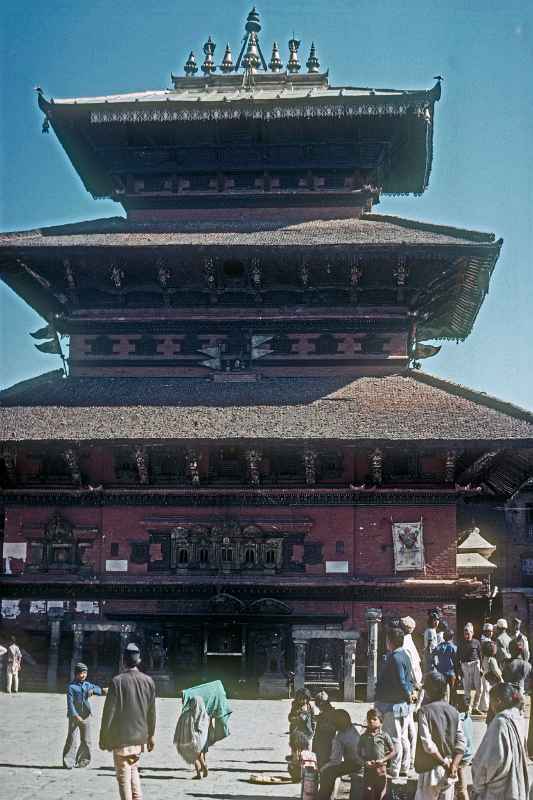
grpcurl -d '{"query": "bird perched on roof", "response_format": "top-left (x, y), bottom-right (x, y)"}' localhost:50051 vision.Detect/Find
top-left (433, 75), bottom-right (444, 81)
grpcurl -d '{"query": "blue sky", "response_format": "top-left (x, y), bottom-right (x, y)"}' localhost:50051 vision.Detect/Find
top-left (1, 0), bottom-right (532, 407)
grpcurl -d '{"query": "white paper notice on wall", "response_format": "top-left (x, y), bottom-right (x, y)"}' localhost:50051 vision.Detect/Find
top-left (75, 601), bottom-right (100, 614)
top-left (1, 599), bottom-right (21, 619)
top-left (325, 561), bottom-right (349, 574)
top-left (30, 600), bottom-right (47, 615)
top-left (47, 600), bottom-right (65, 611)
top-left (106, 559), bottom-right (128, 572)
top-left (2, 542), bottom-right (27, 573)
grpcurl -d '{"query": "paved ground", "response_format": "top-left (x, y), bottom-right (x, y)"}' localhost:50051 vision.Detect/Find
top-left (1, 693), bottom-right (532, 800)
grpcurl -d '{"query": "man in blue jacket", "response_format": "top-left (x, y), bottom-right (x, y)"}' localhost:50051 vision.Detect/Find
top-left (375, 626), bottom-right (415, 778)
top-left (63, 662), bottom-right (107, 769)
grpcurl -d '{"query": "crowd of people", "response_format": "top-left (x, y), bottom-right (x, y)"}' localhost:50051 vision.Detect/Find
top-left (286, 613), bottom-right (533, 799)
top-left (60, 643), bottom-right (231, 800)
top-left (3, 614), bottom-right (533, 799)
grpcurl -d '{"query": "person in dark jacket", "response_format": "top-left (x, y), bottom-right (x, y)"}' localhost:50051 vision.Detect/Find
top-left (99, 643), bottom-right (156, 800)
top-left (502, 638), bottom-right (531, 693)
top-left (288, 688), bottom-right (315, 781)
top-left (312, 691), bottom-right (337, 769)
top-left (375, 626), bottom-right (415, 778)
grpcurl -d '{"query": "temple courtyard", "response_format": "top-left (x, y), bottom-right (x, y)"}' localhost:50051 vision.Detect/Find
top-left (2, 693), bottom-right (533, 799)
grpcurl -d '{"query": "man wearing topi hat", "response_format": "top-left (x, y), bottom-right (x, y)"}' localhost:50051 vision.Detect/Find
top-left (63, 662), bottom-right (107, 768)
top-left (495, 619), bottom-right (512, 666)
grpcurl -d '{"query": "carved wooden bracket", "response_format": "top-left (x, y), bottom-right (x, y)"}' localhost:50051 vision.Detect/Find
top-left (370, 448), bottom-right (383, 485)
top-left (303, 448), bottom-right (317, 485)
top-left (133, 445), bottom-right (149, 485)
top-left (63, 448), bottom-right (82, 485)
top-left (246, 448), bottom-right (262, 487)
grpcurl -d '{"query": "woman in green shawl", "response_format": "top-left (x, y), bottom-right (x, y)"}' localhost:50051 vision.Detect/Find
top-left (180, 680), bottom-right (232, 756)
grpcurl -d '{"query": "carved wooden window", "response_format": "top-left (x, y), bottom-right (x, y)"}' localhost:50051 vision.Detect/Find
top-left (28, 541), bottom-right (44, 569)
top-left (130, 542), bottom-right (149, 564)
top-left (384, 451), bottom-right (421, 483)
top-left (314, 333), bottom-right (338, 355)
top-left (49, 542), bottom-right (75, 567)
top-left (89, 335), bottom-right (115, 356)
top-left (199, 547), bottom-right (209, 564)
top-left (132, 335), bottom-right (158, 356)
top-left (265, 548), bottom-right (276, 565)
top-left (221, 547), bottom-right (233, 562)
top-left (268, 448), bottom-right (305, 484)
top-left (222, 259), bottom-right (245, 286)
top-left (178, 548), bottom-right (189, 565)
top-left (244, 547), bottom-right (256, 564)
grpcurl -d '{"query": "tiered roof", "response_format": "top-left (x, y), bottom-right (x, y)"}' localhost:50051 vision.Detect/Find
top-left (1, 370), bottom-right (532, 444)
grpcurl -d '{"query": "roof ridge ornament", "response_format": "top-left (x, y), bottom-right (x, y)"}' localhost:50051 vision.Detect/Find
top-left (306, 42), bottom-right (320, 74)
top-left (201, 37), bottom-right (216, 75)
top-left (287, 37), bottom-right (301, 73)
top-left (184, 51), bottom-right (198, 76)
top-left (235, 7), bottom-right (268, 72)
top-left (220, 43), bottom-right (234, 73)
top-left (269, 41), bottom-right (283, 72)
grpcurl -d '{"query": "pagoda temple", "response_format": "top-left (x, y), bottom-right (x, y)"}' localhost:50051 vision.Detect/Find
top-left (1, 8), bottom-right (532, 698)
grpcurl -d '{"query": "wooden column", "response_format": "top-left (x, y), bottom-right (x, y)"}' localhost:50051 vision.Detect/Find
top-left (293, 640), bottom-right (307, 691)
top-left (70, 624), bottom-right (84, 680)
top-left (366, 608), bottom-right (382, 701)
top-left (343, 639), bottom-right (357, 702)
top-left (47, 619), bottom-right (61, 690)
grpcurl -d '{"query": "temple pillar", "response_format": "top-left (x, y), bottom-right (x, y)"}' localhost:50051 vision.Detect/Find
top-left (293, 639), bottom-right (307, 691)
top-left (119, 623), bottom-right (135, 671)
top-left (70, 624), bottom-right (84, 679)
top-left (366, 608), bottom-right (382, 701)
top-left (47, 619), bottom-right (61, 690)
top-left (343, 639), bottom-right (357, 702)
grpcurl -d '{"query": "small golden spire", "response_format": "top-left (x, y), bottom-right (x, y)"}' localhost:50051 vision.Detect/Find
top-left (269, 41), bottom-right (283, 72)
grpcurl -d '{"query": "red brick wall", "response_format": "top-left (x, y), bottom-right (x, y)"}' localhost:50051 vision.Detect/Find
top-left (4, 502), bottom-right (457, 580)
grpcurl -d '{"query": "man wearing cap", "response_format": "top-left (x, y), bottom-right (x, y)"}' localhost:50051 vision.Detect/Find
top-left (99, 643), bottom-right (156, 800)
top-left (495, 619), bottom-right (512, 666)
top-left (509, 617), bottom-right (530, 662)
top-left (480, 622), bottom-right (494, 643)
top-left (63, 662), bottom-right (107, 768)
top-left (458, 623), bottom-right (482, 716)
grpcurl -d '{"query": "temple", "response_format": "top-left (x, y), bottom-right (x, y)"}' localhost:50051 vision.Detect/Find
top-left (1, 8), bottom-right (532, 698)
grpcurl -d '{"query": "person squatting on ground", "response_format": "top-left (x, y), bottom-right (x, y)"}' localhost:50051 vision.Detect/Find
top-left (472, 682), bottom-right (530, 800)
top-left (401, 616), bottom-right (423, 771)
top-left (432, 629), bottom-right (457, 704)
top-left (99, 643), bottom-right (156, 800)
top-left (312, 691), bottom-right (337, 770)
top-left (413, 671), bottom-right (465, 800)
top-left (174, 694), bottom-right (210, 779)
top-left (63, 662), bottom-right (107, 769)
top-left (5, 635), bottom-right (22, 693)
top-left (479, 639), bottom-right (502, 713)
top-left (288, 688), bottom-right (315, 778)
top-left (317, 709), bottom-right (361, 800)
top-left (357, 708), bottom-right (396, 800)
top-left (458, 623), bottom-right (482, 715)
top-left (374, 626), bottom-right (415, 778)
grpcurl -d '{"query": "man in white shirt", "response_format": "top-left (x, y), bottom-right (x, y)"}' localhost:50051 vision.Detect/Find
top-left (6, 636), bottom-right (22, 693)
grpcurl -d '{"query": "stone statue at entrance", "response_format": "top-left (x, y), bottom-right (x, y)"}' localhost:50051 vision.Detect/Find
top-left (148, 632), bottom-right (167, 672)
top-left (258, 632), bottom-right (287, 699)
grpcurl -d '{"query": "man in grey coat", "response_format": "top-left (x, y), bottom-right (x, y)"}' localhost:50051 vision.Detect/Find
top-left (99, 643), bottom-right (156, 800)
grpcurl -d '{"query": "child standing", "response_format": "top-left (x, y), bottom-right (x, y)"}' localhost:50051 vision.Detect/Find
top-left (357, 708), bottom-right (396, 800)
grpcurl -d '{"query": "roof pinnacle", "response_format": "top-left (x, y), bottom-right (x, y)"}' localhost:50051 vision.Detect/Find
top-left (269, 41), bottom-right (283, 72)
top-left (220, 43), bottom-right (234, 73)
top-left (201, 36), bottom-right (216, 75)
top-left (287, 38), bottom-right (301, 73)
top-left (184, 51), bottom-right (198, 76)
top-left (306, 42), bottom-right (320, 73)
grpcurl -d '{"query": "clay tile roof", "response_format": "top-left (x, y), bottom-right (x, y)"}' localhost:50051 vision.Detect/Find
top-left (1, 369), bottom-right (532, 444)
top-left (0, 214), bottom-right (500, 249)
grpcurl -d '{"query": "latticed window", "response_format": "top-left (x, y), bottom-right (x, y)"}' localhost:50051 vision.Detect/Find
top-left (314, 333), bottom-right (338, 355)
top-left (221, 547), bottom-right (233, 562)
top-left (244, 547), bottom-right (255, 564)
top-left (265, 549), bottom-right (276, 565)
top-left (199, 547), bottom-right (209, 563)
top-left (178, 548), bottom-right (189, 564)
